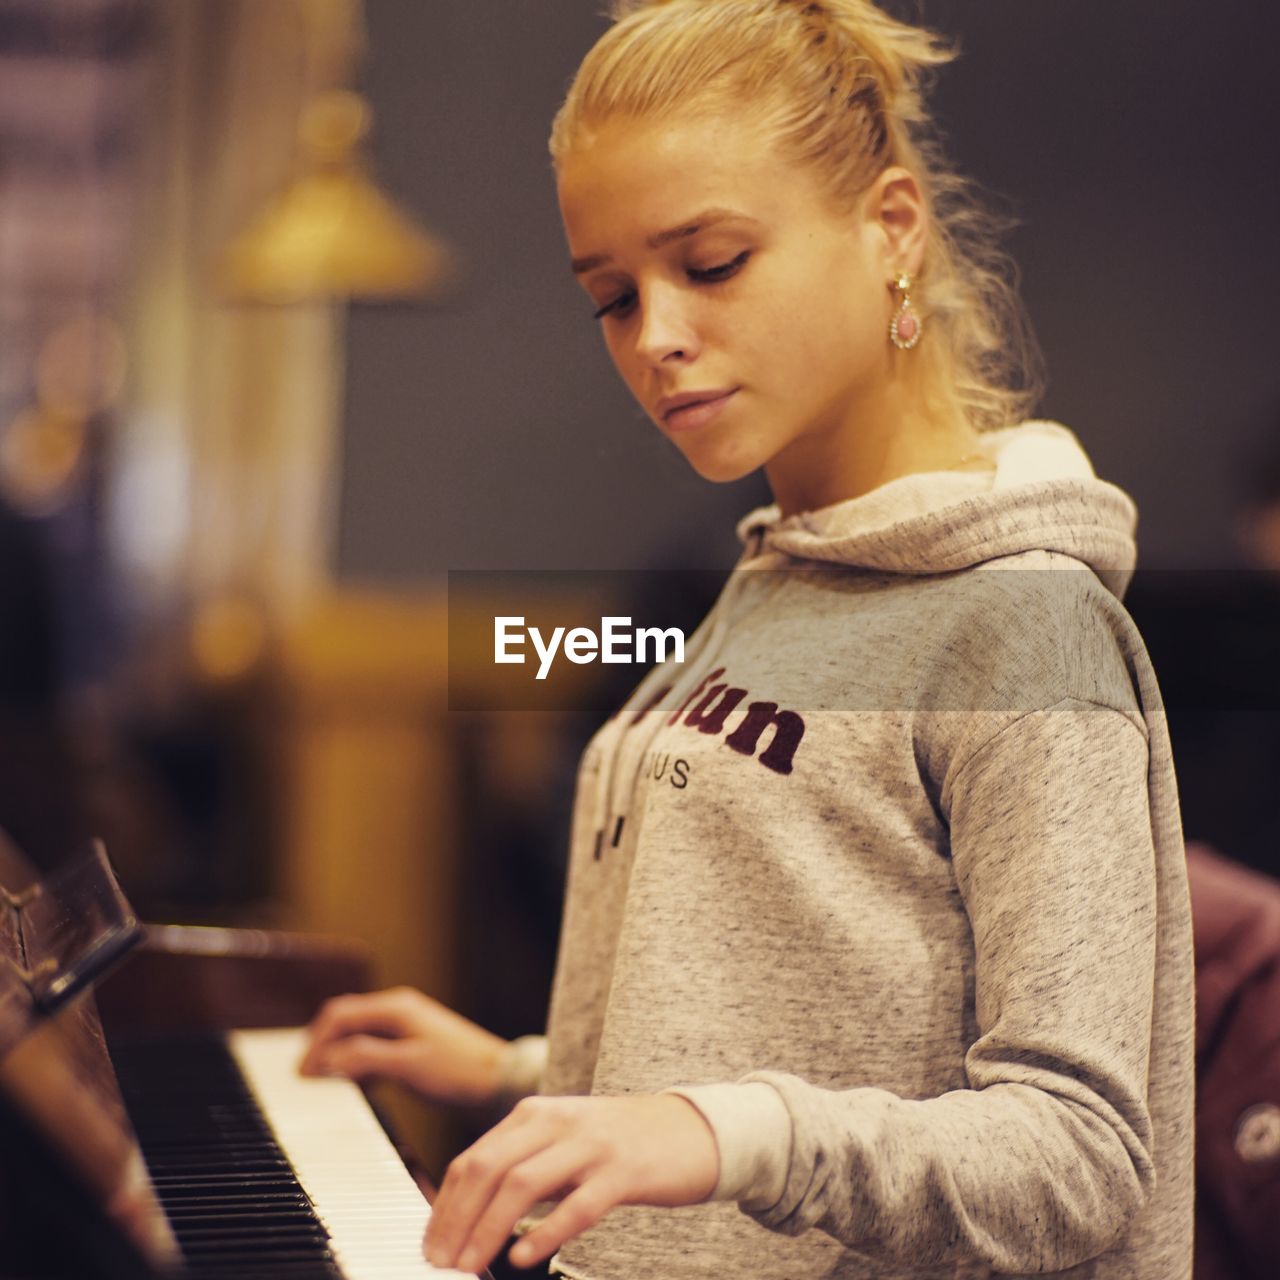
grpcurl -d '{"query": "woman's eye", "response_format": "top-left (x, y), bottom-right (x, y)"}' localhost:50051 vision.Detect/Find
top-left (690, 250), bottom-right (750, 282)
top-left (590, 251), bottom-right (750, 322)
top-left (593, 291), bottom-right (636, 321)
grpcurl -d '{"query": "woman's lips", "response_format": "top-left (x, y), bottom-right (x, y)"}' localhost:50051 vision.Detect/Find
top-left (662, 388), bottom-right (739, 432)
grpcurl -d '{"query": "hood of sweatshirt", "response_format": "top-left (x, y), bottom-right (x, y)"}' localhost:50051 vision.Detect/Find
top-left (735, 421), bottom-right (1138, 598)
top-left (577, 420), bottom-right (1139, 899)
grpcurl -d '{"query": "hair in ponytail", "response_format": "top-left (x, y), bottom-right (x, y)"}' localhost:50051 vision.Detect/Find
top-left (549, 0), bottom-right (1042, 433)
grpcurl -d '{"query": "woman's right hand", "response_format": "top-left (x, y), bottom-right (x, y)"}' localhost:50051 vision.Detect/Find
top-left (298, 986), bottom-right (509, 1107)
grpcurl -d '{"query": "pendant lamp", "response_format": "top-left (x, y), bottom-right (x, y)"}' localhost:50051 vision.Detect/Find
top-left (219, 88), bottom-right (452, 303)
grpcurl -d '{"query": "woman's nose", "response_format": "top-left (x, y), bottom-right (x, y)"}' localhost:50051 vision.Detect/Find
top-left (634, 287), bottom-right (700, 365)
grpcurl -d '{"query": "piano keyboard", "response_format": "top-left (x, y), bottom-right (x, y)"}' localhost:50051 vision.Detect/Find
top-left (108, 1026), bottom-right (476, 1280)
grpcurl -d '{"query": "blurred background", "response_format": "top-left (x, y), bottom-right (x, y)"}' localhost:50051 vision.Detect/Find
top-left (1, 0), bottom-right (1279, 1168)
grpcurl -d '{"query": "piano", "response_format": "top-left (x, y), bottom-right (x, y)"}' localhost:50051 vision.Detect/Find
top-left (0, 838), bottom-right (489, 1280)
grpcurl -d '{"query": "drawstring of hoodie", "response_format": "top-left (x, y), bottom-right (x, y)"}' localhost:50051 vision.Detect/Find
top-left (587, 597), bottom-right (728, 861)
top-left (589, 526), bottom-right (782, 861)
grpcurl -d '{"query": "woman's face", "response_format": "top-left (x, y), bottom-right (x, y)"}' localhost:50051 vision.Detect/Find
top-left (557, 112), bottom-right (909, 495)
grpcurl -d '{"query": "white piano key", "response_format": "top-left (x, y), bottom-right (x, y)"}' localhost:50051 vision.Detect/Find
top-left (228, 1027), bottom-right (477, 1280)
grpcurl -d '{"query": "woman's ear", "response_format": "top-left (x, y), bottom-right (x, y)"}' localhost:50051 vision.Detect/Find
top-left (869, 166), bottom-right (927, 277)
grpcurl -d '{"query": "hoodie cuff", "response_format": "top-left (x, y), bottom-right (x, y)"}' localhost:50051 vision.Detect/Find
top-left (495, 1035), bottom-right (549, 1105)
top-left (662, 1081), bottom-right (792, 1210)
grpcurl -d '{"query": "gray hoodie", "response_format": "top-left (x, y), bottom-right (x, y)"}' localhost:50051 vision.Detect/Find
top-left (540, 422), bottom-right (1194, 1280)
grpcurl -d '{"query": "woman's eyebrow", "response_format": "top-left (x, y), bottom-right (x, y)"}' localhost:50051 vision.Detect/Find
top-left (570, 208), bottom-right (760, 275)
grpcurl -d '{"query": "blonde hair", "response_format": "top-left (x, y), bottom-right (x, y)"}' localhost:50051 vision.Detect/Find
top-left (549, 0), bottom-right (1042, 432)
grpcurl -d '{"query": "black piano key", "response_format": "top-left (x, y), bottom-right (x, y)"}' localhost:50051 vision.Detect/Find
top-left (172, 1252), bottom-right (345, 1274)
top-left (168, 1190), bottom-right (324, 1211)
top-left (146, 1181), bottom-right (307, 1198)
top-left (157, 1192), bottom-right (312, 1209)
top-left (140, 1147), bottom-right (287, 1164)
top-left (162, 1211), bottom-right (324, 1230)
top-left (143, 1156), bottom-right (294, 1173)
top-left (106, 1030), bottom-right (344, 1279)
top-left (181, 1270), bottom-right (349, 1280)
top-left (176, 1227), bottom-right (330, 1249)
top-left (162, 1209), bottom-right (317, 1226)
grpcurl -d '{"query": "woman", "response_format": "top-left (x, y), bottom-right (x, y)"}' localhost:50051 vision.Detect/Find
top-left (302, 2), bottom-right (1194, 1276)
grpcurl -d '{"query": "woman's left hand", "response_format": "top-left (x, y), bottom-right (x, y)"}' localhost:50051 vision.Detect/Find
top-left (423, 1093), bottom-right (720, 1273)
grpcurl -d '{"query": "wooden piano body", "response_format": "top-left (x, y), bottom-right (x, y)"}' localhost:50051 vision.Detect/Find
top-left (0, 917), bottom-right (492, 1280)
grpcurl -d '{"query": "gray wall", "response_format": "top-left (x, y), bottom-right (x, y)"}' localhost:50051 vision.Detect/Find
top-left (338, 0), bottom-right (1280, 580)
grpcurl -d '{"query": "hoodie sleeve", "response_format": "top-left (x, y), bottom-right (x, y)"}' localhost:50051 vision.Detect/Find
top-left (674, 698), bottom-right (1158, 1273)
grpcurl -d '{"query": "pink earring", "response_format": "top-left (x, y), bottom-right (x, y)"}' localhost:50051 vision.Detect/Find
top-left (889, 271), bottom-right (923, 350)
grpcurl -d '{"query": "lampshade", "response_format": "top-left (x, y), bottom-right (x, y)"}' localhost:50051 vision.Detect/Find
top-left (219, 90), bottom-right (453, 303)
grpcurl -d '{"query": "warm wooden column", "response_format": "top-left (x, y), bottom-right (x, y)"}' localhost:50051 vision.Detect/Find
top-left (272, 590), bottom-right (456, 997)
